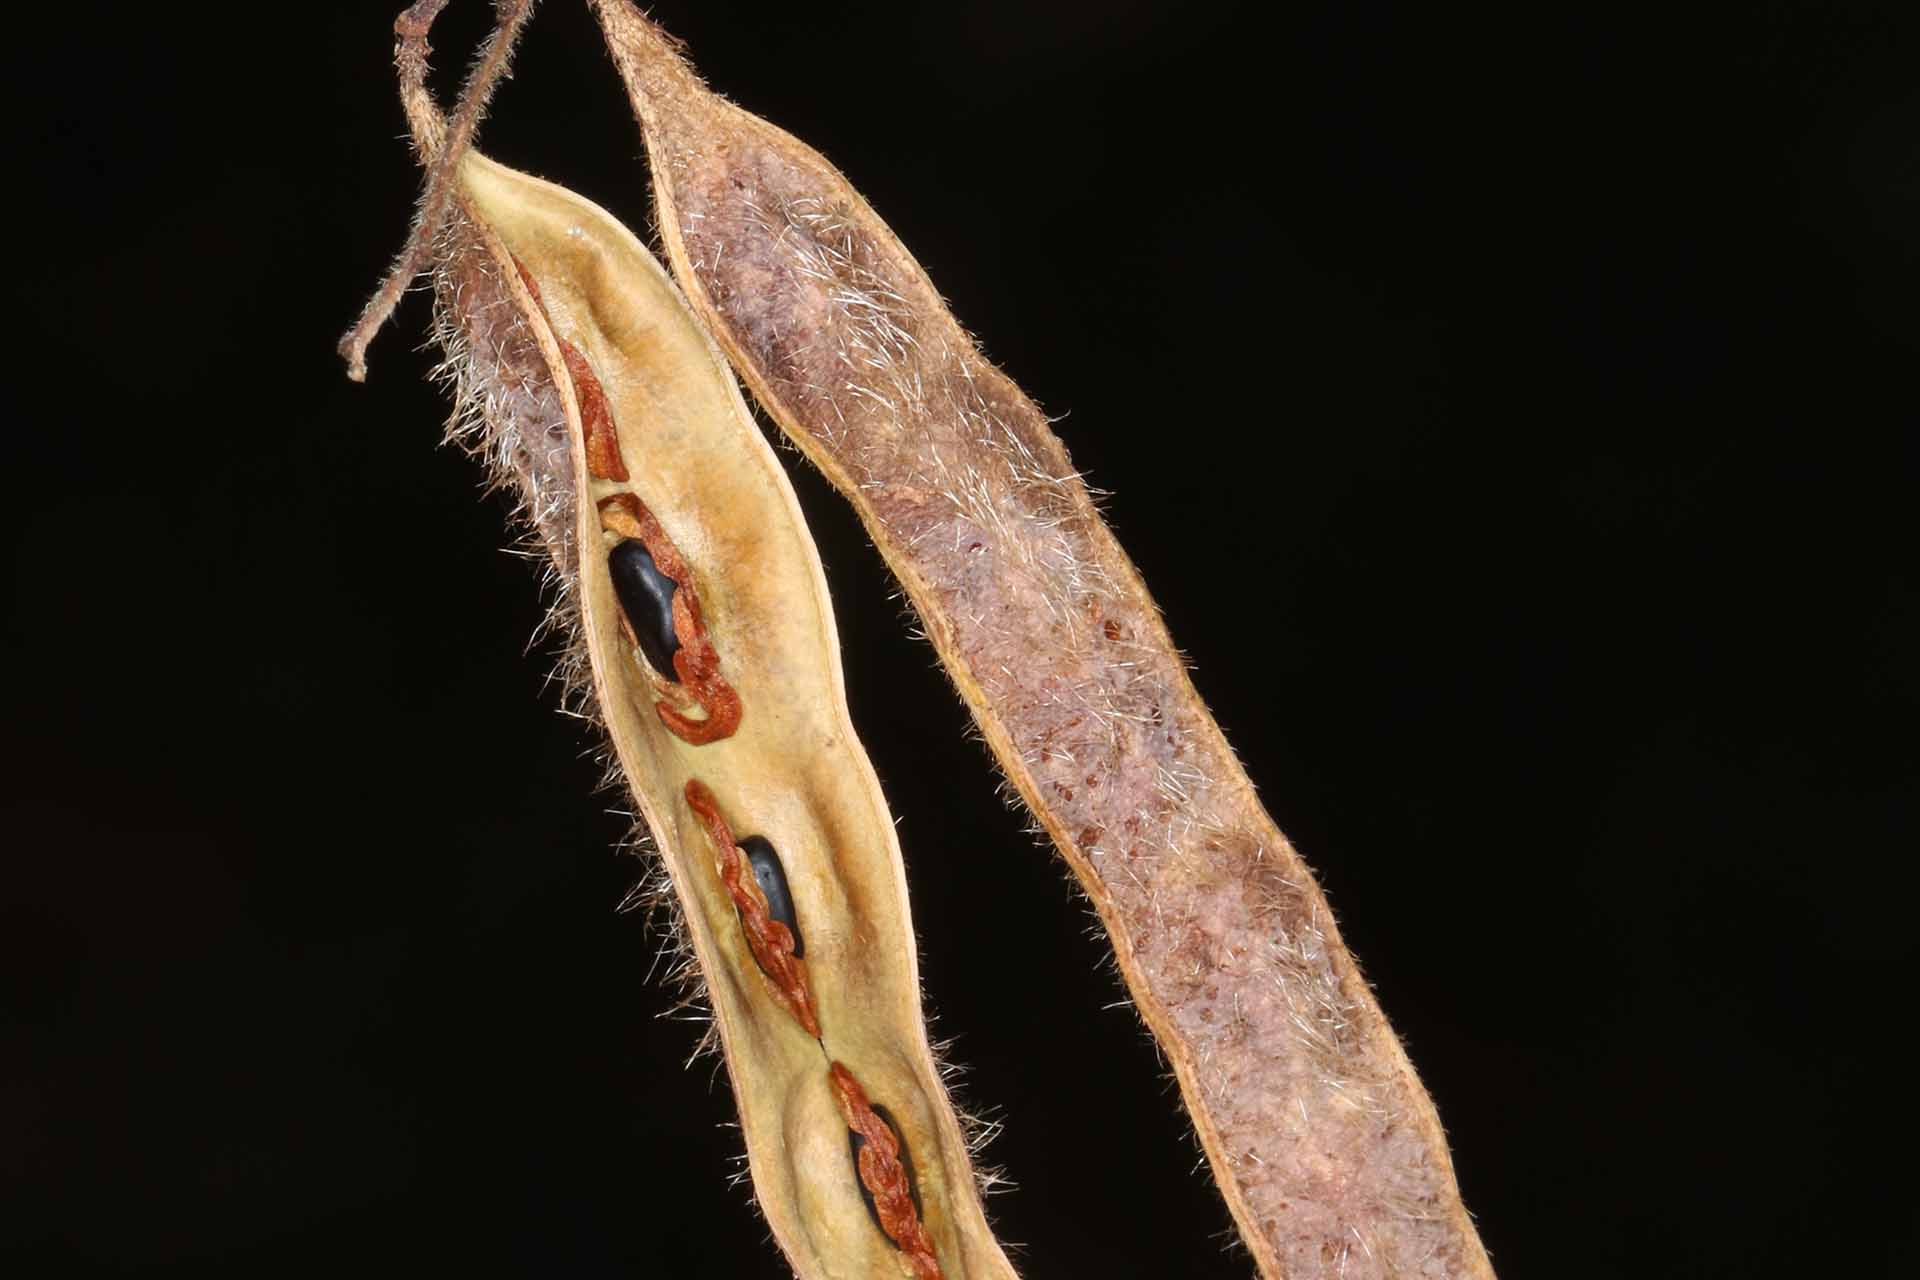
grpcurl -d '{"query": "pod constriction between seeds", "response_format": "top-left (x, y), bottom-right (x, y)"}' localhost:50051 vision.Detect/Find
top-left (589, 2), bottom-right (1496, 1275)
top-left (352, 18), bottom-right (1018, 1280)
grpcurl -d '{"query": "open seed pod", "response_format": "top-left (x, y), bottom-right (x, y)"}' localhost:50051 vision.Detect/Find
top-left (387, 45), bottom-right (1019, 1280)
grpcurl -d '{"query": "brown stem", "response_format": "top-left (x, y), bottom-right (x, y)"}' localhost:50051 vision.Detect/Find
top-left (338, 0), bottom-right (536, 382)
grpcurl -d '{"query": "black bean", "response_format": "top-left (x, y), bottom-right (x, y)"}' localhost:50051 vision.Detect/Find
top-left (607, 538), bottom-right (680, 679)
top-left (738, 835), bottom-right (802, 958)
top-left (848, 1103), bottom-right (922, 1240)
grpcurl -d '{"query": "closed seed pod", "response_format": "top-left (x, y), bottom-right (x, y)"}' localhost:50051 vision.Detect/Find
top-left (371, 30), bottom-right (1019, 1280)
top-left (588, 3), bottom-right (1496, 1276)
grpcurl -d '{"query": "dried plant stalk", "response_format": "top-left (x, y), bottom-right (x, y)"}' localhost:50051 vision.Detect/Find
top-left (590, 3), bottom-right (1495, 1275)
top-left (365, 21), bottom-right (1022, 1279)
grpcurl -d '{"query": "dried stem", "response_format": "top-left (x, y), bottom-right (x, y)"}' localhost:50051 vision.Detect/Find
top-left (337, 0), bottom-right (536, 382)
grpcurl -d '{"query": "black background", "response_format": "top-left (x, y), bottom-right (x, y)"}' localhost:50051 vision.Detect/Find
top-left (6, 1), bottom-right (1916, 1276)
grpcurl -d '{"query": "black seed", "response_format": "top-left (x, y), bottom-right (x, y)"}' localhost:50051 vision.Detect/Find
top-left (739, 835), bottom-right (802, 958)
top-left (608, 538), bottom-right (680, 679)
top-left (849, 1103), bottom-right (922, 1242)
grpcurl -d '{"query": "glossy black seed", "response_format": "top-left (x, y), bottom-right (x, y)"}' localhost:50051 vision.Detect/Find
top-left (739, 835), bottom-right (802, 958)
top-left (849, 1103), bottom-right (922, 1241)
top-left (607, 538), bottom-right (680, 679)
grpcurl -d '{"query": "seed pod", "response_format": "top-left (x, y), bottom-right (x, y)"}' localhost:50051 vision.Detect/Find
top-left (361, 28), bottom-right (1018, 1280)
top-left (590, 3), bottom-right (1496, 1276)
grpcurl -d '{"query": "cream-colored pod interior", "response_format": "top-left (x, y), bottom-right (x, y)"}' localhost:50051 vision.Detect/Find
top-left (455, 153), bottom-right (1018, 1280)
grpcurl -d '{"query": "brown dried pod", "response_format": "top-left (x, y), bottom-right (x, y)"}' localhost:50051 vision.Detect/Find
top-left (342, 13), bottom-right (1021, 1278)
top-left (589, 2), bottom-right (1496, 1275)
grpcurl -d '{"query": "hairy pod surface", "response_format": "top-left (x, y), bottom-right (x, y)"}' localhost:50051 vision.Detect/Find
top-left (403, 65), bottom-right (1019, 1277)
top-left (590, 3), bottom-right (1496, 1276)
